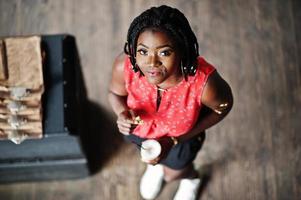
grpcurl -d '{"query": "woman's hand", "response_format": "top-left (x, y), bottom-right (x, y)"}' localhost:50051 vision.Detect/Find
top-left (143, 137), bottom-right (174, 165)
top-left (116, 110), bottom-right (138, 135)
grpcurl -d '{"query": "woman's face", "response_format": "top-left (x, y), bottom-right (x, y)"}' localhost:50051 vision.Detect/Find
top-left (135, 29), bottom-right (182, 88)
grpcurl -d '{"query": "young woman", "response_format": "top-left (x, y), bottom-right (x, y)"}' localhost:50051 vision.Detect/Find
top-left (108, 5), bottom-right (233, 200)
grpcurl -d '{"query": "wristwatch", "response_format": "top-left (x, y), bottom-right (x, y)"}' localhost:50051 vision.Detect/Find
top-left (170, 136), bottom-right (179, 146)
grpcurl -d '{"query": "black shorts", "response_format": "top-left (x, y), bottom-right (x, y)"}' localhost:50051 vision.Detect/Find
top-left (124, 132), bottom-right (206, 170)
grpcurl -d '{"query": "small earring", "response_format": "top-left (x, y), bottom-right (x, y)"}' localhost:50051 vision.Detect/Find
top-left (190, 66), bottom-right (196, 75)
top-left (181, 62), bottom-right (188, 81)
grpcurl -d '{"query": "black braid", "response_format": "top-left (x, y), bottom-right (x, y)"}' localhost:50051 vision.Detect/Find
top-left (124, 5), bottom-right (199, 76)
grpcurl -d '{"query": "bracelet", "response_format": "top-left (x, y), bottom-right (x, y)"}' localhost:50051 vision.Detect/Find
top-left (170, 136), bottom-right (179, 146)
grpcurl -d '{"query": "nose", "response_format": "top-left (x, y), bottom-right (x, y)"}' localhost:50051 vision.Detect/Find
top-left (148, 54), bottom-right (162, 67)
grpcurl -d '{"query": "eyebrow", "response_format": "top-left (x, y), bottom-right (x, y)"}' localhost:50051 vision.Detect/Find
top-left (137, 43), bottom-right (174, 49)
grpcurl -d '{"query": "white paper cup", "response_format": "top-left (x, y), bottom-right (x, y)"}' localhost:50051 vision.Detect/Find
top-left (140, 139), bottom-right (162, 162)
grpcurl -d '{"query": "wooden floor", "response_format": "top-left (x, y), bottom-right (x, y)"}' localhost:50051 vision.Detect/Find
top-left (0, 0), bottom-right (300, 199)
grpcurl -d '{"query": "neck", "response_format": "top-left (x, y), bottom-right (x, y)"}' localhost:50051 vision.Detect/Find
top-left (157, 75), bottom-right (183, 90)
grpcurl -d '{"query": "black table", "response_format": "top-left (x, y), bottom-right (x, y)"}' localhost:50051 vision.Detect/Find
top-left (0, 35), bottom-right (89, 183)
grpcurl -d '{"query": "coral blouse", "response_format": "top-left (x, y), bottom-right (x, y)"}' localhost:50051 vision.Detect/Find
top-left (124, 56), bottom-right (216, 139)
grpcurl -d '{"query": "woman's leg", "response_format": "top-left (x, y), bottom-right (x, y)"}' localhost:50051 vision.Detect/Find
top-left (163, 163), bottom-right (198, 182)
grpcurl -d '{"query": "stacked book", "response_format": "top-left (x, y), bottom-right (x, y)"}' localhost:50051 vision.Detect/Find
top-left (0, 36), bottom-right (44, 144)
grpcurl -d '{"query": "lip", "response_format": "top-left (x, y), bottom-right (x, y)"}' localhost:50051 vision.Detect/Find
top-left (147, 71), bottom-right (161, 77)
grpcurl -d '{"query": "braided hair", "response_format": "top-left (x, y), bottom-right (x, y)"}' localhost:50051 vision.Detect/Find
top-left (124, 5), bottom-right (199, 77)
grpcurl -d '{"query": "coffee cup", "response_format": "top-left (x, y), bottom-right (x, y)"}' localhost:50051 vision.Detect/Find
top-left (140, 139), bottom-right (161, 162)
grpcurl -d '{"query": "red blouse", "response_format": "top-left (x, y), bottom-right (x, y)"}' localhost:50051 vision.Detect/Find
top-left (124, 56), bottom-right (216, 139)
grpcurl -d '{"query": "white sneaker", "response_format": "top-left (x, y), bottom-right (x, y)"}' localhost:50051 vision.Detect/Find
top-left (140, 164), bottom-right (164, 200)
top-left (173, 178), bottom-right (201, 200)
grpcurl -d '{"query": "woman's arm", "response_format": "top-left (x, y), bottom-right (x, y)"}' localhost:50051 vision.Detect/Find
top-left (108, 53), bottom-right (136, 135)
top-left (176, 71), bottom-right (234, 143)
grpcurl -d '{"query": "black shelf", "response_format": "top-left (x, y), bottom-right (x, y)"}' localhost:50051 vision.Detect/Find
top-left (0, 35), bottom-right (89, 183)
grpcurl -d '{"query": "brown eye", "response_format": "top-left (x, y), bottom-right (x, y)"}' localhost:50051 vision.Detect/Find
top-left (160, 50), bottom-right (172, 56)
top-left (137, 49), bottom-right (148, 55)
